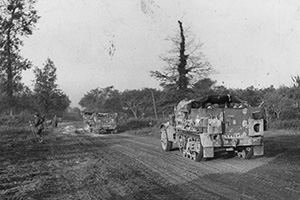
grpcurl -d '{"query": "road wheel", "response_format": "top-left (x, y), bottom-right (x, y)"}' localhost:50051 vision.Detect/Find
top-left (161, 128), bottom-right (172, 151)
top-left (188, 151), bottom-right (203, 162)
top-left (177, 135), bottom-right (185, 153)
top-left (179, 146), bottom-right (184, 153)
top-left (191, 152), bottom-right (197, 161)
top-left (195, 148), bottom-right (204, 162)
top-left (185, 140), bottom-right (204, 162)
top-left (241, 147), bottom-right (253, 159)
top-left (193, 139), bottom-right (204, 162)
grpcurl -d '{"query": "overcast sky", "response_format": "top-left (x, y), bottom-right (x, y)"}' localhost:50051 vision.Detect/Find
top-left (21, 0), bottom-right (300, 106)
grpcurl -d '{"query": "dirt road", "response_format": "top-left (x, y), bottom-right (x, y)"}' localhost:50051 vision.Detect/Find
top-left (0, 123), bottom-right (299, 200)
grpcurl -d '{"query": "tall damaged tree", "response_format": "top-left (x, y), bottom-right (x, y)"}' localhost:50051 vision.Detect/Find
top-left (0, 0), bottom-right (39, 113)
top-left (151, 20), bottom-right (211, 102)
top-left (177, 20), bottom-right (189, 91)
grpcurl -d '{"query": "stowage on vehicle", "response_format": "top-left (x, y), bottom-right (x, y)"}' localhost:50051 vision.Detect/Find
top-left (160, 95), bottom-right (265, 161)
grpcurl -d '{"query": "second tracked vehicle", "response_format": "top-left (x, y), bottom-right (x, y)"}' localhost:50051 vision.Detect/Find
top-left (82, 112), bottom-right (118, 134)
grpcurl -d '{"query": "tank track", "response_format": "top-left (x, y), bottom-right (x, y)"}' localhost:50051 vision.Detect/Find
top-left (177, 130), bottom-right (202, 161)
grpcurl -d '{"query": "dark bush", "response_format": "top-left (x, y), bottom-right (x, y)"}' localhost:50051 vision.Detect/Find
top-left (0, 112), bottom-right (33, 126)
top-left (118, 118), bottom-right (158, 132)
top-left (280, 108), bottom-right (300, 120)
top-left (269, 119), bottom-right (300, 130)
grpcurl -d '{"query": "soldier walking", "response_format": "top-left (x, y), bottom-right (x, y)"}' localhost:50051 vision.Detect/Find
top-left (52, 115), bottom-right (58, 128)
top-left (32, 113), bottom-right (45, 143)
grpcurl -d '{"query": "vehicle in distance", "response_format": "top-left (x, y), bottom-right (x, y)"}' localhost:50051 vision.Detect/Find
top-left (82, 111), bottom-right (118, 134)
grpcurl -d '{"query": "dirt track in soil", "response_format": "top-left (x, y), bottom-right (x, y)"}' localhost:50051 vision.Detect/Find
top-left (0, 123), bottom-right (299, 200)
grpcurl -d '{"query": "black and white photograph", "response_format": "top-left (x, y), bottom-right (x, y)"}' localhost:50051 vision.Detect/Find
top-left (0, 0), bottom-right (299, 199)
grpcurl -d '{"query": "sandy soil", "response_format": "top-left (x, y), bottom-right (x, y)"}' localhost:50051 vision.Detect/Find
top-left (0, 122), bottom-right (299, 200)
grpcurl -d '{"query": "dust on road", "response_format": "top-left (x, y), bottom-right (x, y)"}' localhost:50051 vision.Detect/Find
top-left (0, 123), bottom-right (299, 200)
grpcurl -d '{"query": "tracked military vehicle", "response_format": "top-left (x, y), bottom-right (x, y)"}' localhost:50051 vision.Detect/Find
top-left (82, 112), bottom-right (118, 134)
top-left (160, 95), bottom-right (265, 161)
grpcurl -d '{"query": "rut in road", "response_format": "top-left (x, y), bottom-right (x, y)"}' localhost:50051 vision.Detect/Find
top-left (110, 134), bottom-right (300, 200)
top-left (63, 131), bottom-right (299, 200)
top-left (0, 126), bottom-right (299, 200)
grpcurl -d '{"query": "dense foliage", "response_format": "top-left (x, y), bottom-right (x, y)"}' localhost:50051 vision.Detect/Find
top-left (33, 59), bottom-right (70, 117)
top-left (79, 77), bottom-right (300, 130)
top-left (0, 0), bottom-right (39, 110)
top-left (0, 1), bottom-right (298, 130)
top-left (0, 1), bottom-right (70, 121)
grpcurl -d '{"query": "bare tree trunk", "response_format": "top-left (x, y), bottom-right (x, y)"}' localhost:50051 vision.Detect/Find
top-left (6, 30), bottom-right (14, 114)
top-left (275, 110), bottom-right (281, 119)
top-left (129, 107), bottom-right (138, 119)
top-left (150, 90), bottom-right (158, 120)
top-left (5, 7), bottom-right (17, 113)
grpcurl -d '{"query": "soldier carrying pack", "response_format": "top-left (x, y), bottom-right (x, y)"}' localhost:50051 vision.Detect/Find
top-left (32, 113), bottom-right (45, 143)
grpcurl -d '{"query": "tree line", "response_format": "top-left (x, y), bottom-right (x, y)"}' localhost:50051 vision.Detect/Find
top-left (79, 78), bottom-right (300, 123)
top-left (0, 0), bottom-right (70, 119)
top-left (79, 20), bottom-right (300, 129)
top-left (1, 1), bottom-right (299, 129)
